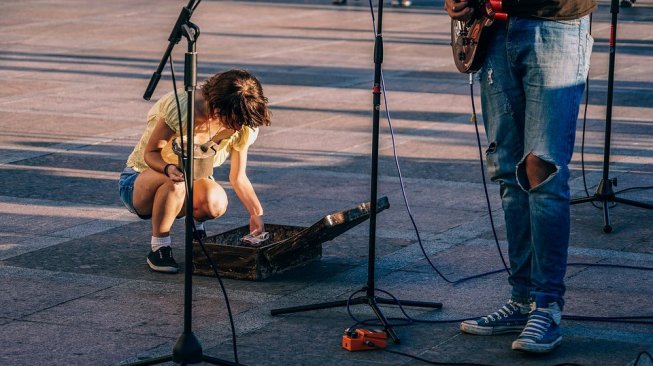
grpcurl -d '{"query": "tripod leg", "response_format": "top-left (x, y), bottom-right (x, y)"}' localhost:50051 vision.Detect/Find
top-left (376, 297), bottom-right (442, 309)
top-left (203, 355), bottom-right (242, 365)
top-left (368, 298), bottom-right (400, 344)
top-left (602, 199), bottom-right (613, 233)
top-left (613, 196), bottom-right (653, 210)
top-left (570, 195), bottom-right (599, 205)
top-left (270, 297), bottom-right (367, 316)
top-left (124, 355), bottom-right (174, 366)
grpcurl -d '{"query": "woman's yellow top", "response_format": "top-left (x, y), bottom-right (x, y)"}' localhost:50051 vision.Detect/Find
top-left (126, 89), bottom-right (258, 172)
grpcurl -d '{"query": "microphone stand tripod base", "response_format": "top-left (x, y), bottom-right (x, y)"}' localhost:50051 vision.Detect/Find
top-left (570, 0), bottom-right (653, 232)
top-left (173, 332), bottom-right (203, 364)
top-left (124, 4), bottom-right (243, 366)
top-left (270, 2), bottom-right (444, 344)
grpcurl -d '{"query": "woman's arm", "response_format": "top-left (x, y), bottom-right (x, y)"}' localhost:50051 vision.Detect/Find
top-left (229, 147), bottom-right (265, 234)
top-left (144, 118), bottom-right (184, 182)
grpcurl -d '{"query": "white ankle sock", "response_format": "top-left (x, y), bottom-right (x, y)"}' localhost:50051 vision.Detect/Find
top-left (151, 236), bottom-right (171, 252)
top-left (194, 220), bottom-right (205, 231)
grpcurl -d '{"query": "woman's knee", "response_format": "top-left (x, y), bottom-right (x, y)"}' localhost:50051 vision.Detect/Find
top-left (209, 197), bottom-right (228, 219)
top-left (193, 181), bottom-right (228, 220)
top-left (164, 180), bottom-right (187, 201)
top-left (194, 197), bottom-right (227, 220)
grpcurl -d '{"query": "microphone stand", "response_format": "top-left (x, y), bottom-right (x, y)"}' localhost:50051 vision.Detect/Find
top-left (570, 0), bottom-right (653, 233)
top-left (125, 1), bottom-right (241, 365)
top-left (270, 0), bottom-right (442, 344)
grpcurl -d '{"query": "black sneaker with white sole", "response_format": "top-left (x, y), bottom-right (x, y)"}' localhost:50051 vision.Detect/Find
top-left (620, 0), bottom-right (635, 7)
top-left (193, 227), bottom-right (207, 241)
top-left (147, 246), bottom-right (179, 273)
top-left (460, 300), bottom-right (530, 335)
top-left (512, 302), bottom-right (563, 353)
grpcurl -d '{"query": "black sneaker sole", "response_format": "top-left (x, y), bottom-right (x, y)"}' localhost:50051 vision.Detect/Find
top-left (147, 258), bottom-right (179, 273)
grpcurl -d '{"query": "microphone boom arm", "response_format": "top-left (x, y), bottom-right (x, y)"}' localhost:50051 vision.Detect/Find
top-left (143, 0), bottom-right (199, 100)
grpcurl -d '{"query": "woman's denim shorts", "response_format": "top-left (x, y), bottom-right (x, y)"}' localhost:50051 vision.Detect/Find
top-left (118, 167), bottom-right (151, 220)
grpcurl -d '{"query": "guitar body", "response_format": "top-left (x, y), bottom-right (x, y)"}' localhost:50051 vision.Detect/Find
top-left (450, 1), bottom-right (507, 73)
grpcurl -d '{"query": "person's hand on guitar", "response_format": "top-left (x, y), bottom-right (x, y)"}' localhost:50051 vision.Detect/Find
top-left (444, 0), bottom-right (474, 20)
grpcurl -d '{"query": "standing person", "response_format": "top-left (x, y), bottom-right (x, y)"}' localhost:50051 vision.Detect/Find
top-left (445, 0), bottom-right (595, 353)
top-left (119, 69), bottom-right (271, 274)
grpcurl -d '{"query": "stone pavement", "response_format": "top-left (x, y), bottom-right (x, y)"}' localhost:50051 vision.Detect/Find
top-left (1, 0), bottom-right (652, 365)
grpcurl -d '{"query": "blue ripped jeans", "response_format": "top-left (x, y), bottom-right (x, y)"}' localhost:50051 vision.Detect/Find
top-left (479, 16), bottom-right (593, 308)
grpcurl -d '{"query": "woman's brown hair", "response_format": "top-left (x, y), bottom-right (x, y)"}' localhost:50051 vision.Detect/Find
top-left (200, 69), bottom-right (271, 131)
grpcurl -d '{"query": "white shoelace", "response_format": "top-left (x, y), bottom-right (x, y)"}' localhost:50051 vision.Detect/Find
top-left (482, 303), bottom-right (518, 322)
top-left (520, 313), bottom-right (551, 339)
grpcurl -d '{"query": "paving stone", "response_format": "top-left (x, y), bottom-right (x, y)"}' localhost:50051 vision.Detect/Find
top-left (0, 320), bottom-right (168, 366)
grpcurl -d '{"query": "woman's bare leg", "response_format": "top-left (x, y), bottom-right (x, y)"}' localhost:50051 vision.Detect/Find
top-left (132, 172), bottom-right (227, 239)
top-left (132, 169), bottom-right (186, 237)
top-left (192, 178), bottom-right (228, 222)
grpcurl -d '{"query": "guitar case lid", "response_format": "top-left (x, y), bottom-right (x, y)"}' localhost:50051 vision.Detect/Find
top-left (262, 196), bottom-right (390, 258)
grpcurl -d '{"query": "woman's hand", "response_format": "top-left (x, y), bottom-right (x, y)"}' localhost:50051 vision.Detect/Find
top-left (249, 214), bottom-right (264, 236)
top-left (165, 164), bottom-right (185, 183)
top-left (444, 0), bottom-right (474, 20)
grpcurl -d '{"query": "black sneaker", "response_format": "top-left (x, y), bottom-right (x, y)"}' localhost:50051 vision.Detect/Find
top-left (193, 227), bottom-right (207, 241)
top-left (460, 300), bottom-right (530, 335)
top-left (512, 302), bottom-right (562, 353)
top-left (147, 246), bottom-right (179, 273)
top-left (620, 0), bottom-right (635, 7)
top-left (391, 0), bottom-right (411, 7)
